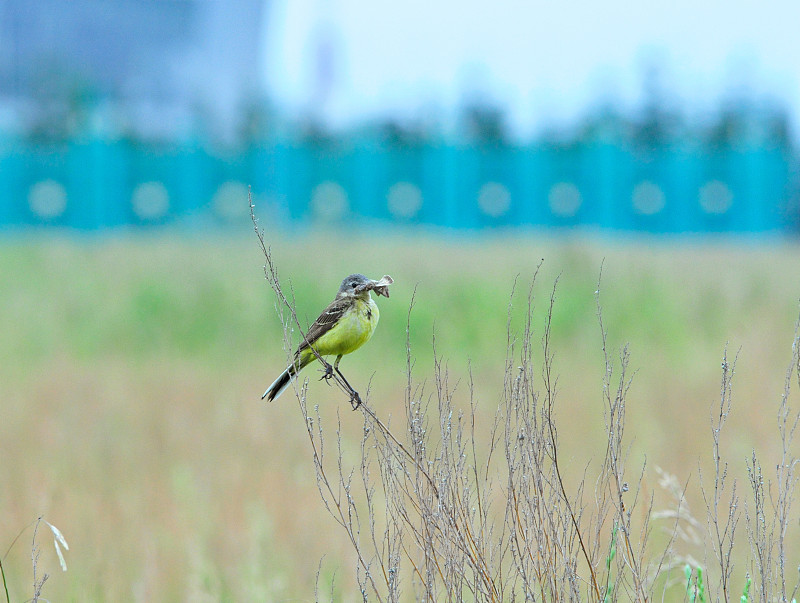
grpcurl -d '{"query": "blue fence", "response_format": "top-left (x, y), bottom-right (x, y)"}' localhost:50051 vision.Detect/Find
top-left (0, 135), bottom-right (795, 233)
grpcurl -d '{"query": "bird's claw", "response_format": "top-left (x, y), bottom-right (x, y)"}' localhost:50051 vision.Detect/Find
top-left (320, 362), bottom-right (334, 384)
top-left (349, 390), bottom-right (362, 410)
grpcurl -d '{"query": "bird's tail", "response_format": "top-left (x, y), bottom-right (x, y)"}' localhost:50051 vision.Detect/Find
top-left (262, 355), bottom-right (311, 402)
top-left (262, 366), bottom-right (296, 402)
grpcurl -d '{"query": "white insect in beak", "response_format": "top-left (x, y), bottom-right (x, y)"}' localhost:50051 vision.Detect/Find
top-left (371, 275), bottom-right (393, 298)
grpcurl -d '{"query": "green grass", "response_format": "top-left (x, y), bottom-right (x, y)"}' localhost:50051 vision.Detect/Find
top-left (1, 230), bottom-right (799, 600)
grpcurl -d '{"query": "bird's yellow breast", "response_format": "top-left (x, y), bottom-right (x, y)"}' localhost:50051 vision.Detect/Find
top-left (305, 296), bottom-right (379, 359)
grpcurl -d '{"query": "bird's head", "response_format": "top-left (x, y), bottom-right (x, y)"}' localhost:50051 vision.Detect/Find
top-left (337, 274), bottom-right (394, 299)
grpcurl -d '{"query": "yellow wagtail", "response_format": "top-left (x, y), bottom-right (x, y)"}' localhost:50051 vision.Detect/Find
top-left (262, 273), bottom-right (393, 404)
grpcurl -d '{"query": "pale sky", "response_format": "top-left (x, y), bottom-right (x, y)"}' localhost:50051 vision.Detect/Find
top-left (263, 0), bottom-right (800, 137)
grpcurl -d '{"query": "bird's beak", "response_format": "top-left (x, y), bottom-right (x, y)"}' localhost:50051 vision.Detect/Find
top-left (360, 275), bottom-right (394, 297)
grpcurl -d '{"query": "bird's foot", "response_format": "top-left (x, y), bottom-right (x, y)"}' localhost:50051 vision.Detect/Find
top-left (319, 361), bottom-right (335, 384)
top-left (349, 390), bottom-right (362, 410)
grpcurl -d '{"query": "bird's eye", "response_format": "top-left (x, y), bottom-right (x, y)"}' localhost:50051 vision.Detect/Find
top-left (351, 282), bottom-right (358, 289)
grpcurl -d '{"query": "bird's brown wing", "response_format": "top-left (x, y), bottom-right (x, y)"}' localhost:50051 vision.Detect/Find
top-left (296, 296), bottom-right (351, 355)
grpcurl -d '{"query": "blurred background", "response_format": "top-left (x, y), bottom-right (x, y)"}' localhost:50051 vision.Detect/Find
top-left (3, 1), bottom-right (800, 600)
top-left (1, 0), bottom-right (799, 232)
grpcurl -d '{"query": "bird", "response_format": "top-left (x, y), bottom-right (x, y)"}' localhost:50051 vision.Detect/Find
top-left (262, 273), bottom-right (393, 405)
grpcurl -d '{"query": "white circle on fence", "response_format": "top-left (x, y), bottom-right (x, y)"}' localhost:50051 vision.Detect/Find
top-left (699, 180), bottom-right (733, 215)
top-left (131, 182), bottom-right (169, 220)
top-left (631, 181), bottom-right (666, 215)
top-left (310, 181), bottom-right (349, 220)
top-left (28, 179), bottom-right (67, 219)
top-left (548, 182), bottom-right (582, 217)
top-left (387, 181), bottom-right (423, 218)
top-left (477, 182), bottom-right (511, 218)
top-left (213, 181), bottom-right (250, 220)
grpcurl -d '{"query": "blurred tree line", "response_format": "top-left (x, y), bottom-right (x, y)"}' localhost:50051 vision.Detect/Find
top-left (13, 56), bottom-right (796, 155)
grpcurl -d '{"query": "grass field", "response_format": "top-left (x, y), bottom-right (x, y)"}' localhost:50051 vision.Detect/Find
top-left (2, 228), bottom-right (800, 600)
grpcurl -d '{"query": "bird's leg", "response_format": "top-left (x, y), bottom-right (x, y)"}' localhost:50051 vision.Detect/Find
top-left (333, 356), bottom-right (361, 409)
